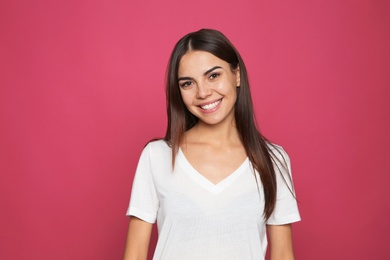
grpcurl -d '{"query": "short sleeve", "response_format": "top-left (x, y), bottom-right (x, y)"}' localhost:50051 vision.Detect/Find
top-left (126, 144), bottom-right (159, 223)
top-left (266, 147), bottom-right (301, 225)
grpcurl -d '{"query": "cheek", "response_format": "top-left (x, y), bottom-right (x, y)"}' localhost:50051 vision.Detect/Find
top-left (179, 90), bottom-right (193, 107)
top-left (215, 80), bottom-right (236, 95)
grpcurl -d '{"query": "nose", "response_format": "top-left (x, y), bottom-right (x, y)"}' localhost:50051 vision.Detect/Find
top-left (196, 81), bottom-right (212, 99)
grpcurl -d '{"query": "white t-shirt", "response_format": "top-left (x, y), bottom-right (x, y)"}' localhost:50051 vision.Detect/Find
top-left (127, 140), bottom-right (300, 260)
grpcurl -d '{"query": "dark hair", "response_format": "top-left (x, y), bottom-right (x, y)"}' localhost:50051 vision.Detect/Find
top-left (164, 28), bottom-right (288, 220)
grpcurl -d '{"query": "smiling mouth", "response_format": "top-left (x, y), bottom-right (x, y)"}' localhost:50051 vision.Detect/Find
top-left (199, 99), bottom-right (222, 110)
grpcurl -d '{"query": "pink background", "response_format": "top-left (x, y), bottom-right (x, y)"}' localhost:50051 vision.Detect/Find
top-left (1, 0), bottom-right (389, 259)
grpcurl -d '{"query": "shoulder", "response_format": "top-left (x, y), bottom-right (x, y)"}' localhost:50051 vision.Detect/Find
top-left (145, 139), bottom-right (171, 151)
top-left (266, 142), bottom-right (290, 164)
top-left (142, 139), bottom-right (172, 164)
top-left (266, 142), bottom-right (293, 181)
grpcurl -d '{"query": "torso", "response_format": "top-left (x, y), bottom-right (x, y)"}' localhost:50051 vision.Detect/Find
top-left (127, 140), bottom-right (301, 260)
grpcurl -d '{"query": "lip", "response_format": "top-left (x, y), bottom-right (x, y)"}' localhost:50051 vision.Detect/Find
top-left (197, 98), bottom-right (222, 113)
top-left (197, 98), bottom-right (222, 107)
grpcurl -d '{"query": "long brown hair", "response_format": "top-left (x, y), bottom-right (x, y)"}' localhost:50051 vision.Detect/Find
top-left (164, 28), bottom-right (289, 220)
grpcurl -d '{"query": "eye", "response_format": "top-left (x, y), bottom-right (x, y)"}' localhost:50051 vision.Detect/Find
top-left (209, 73), bottom-right (220, 80)
top-left (179, 81), bottom-right (193, 88)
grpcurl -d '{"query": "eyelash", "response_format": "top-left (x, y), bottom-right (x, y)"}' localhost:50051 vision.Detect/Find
top-left (209, 73), bottom-right (220, 80)
top-left (179, 72), bottom-right (220, 88)
top-left (180, 81), bottom-right (192, 88)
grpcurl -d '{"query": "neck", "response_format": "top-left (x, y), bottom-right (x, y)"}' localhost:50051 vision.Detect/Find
top-left (186, 119), bottom-right (242, 148)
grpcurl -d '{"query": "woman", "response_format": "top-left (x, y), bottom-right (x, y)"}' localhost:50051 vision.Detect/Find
top-left (124, 29), bottom-right (300, 260)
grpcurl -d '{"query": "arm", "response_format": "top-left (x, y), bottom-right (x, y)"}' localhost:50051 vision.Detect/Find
top-left (123, 216), bottom-right (153, 260)
top-left (267, 224), bottom-right (295, 260)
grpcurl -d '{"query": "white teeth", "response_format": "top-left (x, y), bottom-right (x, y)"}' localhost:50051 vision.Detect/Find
top-left (200, 100), bottom-right (221, 110)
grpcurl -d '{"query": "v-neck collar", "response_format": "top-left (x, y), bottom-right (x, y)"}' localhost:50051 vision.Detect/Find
top-left (177, 148), bottom-right (249, 195)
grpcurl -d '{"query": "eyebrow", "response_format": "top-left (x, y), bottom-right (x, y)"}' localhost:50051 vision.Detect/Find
top-left (178, 66), bottom-right (222, 82)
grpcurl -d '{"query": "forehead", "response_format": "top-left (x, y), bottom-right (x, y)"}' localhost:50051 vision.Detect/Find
top-left (178, 51), bottom-right (229, 76)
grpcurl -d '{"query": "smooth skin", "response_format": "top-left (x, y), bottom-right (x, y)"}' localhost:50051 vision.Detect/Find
top-left (178, 51), bottom-right (246, 184)
top-left (123, 51), bottom-right (296, 260)
top-left (268, 224), bottom-right (296, 260)
top-left (123, 217), bottom-right (153, 260)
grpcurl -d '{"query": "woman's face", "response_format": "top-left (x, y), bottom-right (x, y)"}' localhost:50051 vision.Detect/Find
top-left (178, 51), bottom-right (240, 127)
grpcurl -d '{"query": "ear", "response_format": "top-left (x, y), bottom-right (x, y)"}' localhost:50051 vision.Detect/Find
top-left (236, 65), bottom-right (241, 87)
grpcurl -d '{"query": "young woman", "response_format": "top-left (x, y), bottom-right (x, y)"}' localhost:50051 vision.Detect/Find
top-left (124, 29), bottom-right (300, 260)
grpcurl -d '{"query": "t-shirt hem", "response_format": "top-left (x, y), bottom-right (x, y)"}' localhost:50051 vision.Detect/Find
top-left (266, 214), bottom-right (301, 225)
top-left (126, 207), bottom-right (156, 224)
